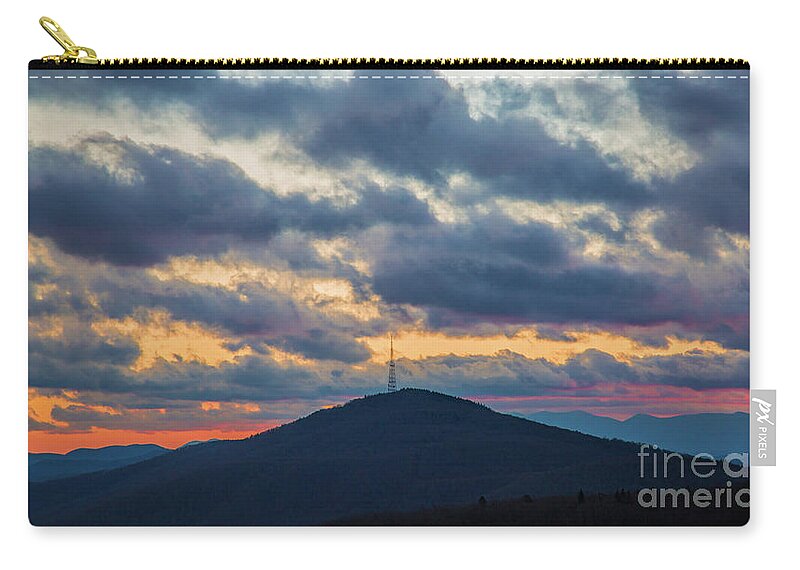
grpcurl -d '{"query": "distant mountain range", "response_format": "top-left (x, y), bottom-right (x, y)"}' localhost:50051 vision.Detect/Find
top-left (29, 444), bottom-right (169, 482)
top-left (529, 411), bottom-right (748, 458)
top-left (29, 389), bottom-right (741, 525)
top-left (178, 439), bottom-right (220, 449)
top-left (29, 439), bottom-right (226, 482)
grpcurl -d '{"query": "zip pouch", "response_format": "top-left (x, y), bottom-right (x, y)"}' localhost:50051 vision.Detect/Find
top-left (28, 17), bottom-right (751, 526)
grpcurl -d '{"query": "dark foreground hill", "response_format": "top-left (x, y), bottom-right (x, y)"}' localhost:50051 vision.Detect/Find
top-left (333, 490), bottom-right (750, 526)
top-left (29, 389), bottom-right (746, 525)
top-left (29, 444), bottom-right (169, 482)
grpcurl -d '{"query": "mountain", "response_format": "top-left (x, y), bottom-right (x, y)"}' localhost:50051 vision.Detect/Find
top-left (178, 438), bottom-right (221, 449)
top-left (29, 444), bottom-right (169, 482)
top-left (29, 389), bottom-right (740, 525)
top-left (530, 411), bottom-right (749, 458)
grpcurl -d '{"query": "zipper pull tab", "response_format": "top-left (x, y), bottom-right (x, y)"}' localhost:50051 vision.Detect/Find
top-left (39, 16), bottom-right (99, 64)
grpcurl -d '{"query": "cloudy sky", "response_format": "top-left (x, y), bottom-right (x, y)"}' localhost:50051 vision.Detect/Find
top-left (28, 69), bottom-right (749, 453)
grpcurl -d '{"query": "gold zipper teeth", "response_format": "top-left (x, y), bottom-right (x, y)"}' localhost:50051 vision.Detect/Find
top-left (90, 57), bottom-right (747, 68)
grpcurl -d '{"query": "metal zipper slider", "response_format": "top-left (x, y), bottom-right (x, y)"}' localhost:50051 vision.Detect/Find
top-left (39, 16), bottom-right (99, 64)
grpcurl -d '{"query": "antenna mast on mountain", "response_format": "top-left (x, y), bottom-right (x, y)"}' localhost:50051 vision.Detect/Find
top-left (387, 334), bottom-right (397, 393)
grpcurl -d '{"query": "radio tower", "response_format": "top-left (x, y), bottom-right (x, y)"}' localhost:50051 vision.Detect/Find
top-left (387, 334), bottom-right (397, 393)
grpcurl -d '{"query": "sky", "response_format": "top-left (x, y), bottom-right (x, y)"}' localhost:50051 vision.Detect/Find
top-left (28, 69), bottom-right (749, 453)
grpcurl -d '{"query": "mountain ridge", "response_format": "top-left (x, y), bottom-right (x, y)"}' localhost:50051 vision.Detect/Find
top-left (29, 389), bottom-right (739, 525)
top-left (529, 410), bottom-right (749, 458)
top-left (28, 443), bottom-right (170, 482)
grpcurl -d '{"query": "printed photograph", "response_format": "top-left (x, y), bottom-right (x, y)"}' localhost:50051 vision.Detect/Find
top-left (28, 68), bottom-right (749, 525)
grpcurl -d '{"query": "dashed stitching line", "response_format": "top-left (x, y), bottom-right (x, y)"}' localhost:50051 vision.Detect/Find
top-left (30, 74), bottom-right (750, 81)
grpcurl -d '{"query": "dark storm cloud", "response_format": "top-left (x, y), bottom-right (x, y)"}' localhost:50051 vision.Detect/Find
top-left (636, 349), bottom-right (749, 390)
top-left (561, 349), bottom-right (639, 385)
top-left (28, 73), bottom-right (749, 399)
top-left (30, 240), bottom-right (379, 362)
top-left (533, 326), bottom-right (579, 343)
top-left (29, 342), bottom-right (321, 402)
top-left (28, 352), bottom-right (134, 393)
top-left (30, 136), bottom-right (276, 266)
top-left (300, 81), bottom-right (650, 205)
top-left (28, 72), bottom-right (326, 138)
top-left (223, 357), bottom-right (325, 397)
top-left (28, 318), bottom-right (140, 392)
top-left (384, 214), bottom-right (570, 267)
top-left (103, 275), bottom-right (306, 337)
top-left (371, 220), bottom-right (696, 327)
top-left (701, 323), bottom-right (750, 351)
top-left (29, 134), bottom-right (434, 267)
top-left (29, 248), bottom-right (304, 338)
top-left (50, 406), bottom-right (119, 426)
top-left (390, 347), bottom-right (749, 398)
top-left (30, 74), bottom-right (652, 207)
top-left (632, 78), bottom-right (750, 255)
top-left (632, 77), bottom-right (749, 151)
top-left (650, 212), bottom-right (719, 259)
top-left (275, 329), bottom-right (372, 364)
top-left (29, 348), bottom-right (368, 405)
top-left (47, 402), bottom-right (279, 433)
top-left (28, 271), bottom-right (92, 319)
top-left (30, 74), bottom-right (749, 241)
top-left (27, 129), bottom-right (748, 343)
top-left (29, 329), bottom-right (139, 368)
top-left (654, 145), bottom-right (749, 257)
top-left (29, 417), bottom-right (53, 432)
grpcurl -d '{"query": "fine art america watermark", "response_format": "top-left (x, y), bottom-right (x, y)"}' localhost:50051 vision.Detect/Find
top-left (637, 444), bottom-right (749, 509)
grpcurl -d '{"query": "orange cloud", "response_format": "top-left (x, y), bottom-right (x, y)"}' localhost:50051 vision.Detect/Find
top-left (92, 308), bottom-right (251, 371)
top-left (358, 328), bottom-right (726, 366)
top-left (201, 401), bottom-right (261, 413)
top-left (29, 388), bottom-right (120, 429)
top-left (28, 315), bottom-right (64, 339)
top-left (28, 389), bottom-right (72, 428)
top-left (149, 254), bottom-right (381, 322)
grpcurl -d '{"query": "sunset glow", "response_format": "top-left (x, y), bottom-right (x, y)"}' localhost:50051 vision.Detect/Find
top-left (28, 69), bottom-right (748, 453)
top-left (358, 329), bottom-right (726, 365)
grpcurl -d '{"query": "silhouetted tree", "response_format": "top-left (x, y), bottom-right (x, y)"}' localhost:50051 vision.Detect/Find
top-left (578, 489), bottom-right (585, 505)
top-left (478, 496), bottom-right (487, 506)
top-left (523, 494), bottom-right (533, 503)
